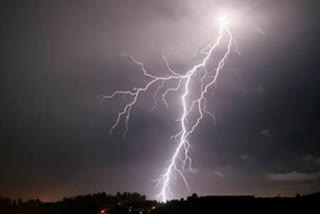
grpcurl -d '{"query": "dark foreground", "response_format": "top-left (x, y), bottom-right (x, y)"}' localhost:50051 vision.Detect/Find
top-left (1, 192), bottom-right (319, 214)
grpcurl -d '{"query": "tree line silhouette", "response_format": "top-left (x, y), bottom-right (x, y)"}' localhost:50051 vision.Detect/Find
top-left (1, 192), bottom-right (319, 214)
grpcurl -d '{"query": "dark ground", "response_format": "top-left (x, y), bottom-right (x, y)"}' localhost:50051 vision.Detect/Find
top-left (1, 192), bottom-right (319, 214)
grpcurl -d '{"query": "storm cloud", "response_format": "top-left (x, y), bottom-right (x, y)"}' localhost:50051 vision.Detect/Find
top-left (1, 0), bottom-right (320, 201)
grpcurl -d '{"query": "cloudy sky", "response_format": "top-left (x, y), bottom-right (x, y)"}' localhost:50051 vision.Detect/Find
top-left (1, 0), bottom-right (320, 201)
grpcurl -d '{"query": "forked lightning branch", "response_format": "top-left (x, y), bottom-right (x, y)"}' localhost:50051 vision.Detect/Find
top-left (101, 14), bottom-right (234, 202)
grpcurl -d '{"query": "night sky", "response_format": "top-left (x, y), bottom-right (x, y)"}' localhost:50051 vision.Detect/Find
top-left (1, 0), bottom-right (320, 202)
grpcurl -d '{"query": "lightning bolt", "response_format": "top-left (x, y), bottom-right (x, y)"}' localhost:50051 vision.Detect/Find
top-left (101, 21), bottom-right (234, 202)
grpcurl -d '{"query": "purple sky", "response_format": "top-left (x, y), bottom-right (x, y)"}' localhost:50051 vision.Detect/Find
top-left (1, 0), bottom-right (320, 201)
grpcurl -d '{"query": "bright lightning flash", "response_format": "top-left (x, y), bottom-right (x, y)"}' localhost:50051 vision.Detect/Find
top-left (101, 14), bottom-right (234, 203)
top-left (219, 15), bottom-right (228, 26)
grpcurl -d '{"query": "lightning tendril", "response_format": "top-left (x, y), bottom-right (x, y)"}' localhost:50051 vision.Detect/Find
top-left (101, 22), bottom-right (234, 202)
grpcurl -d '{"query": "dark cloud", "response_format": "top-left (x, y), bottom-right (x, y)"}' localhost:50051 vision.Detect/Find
top-left (302, 155), bottom-right (320, 165)
top-left (268, 171), bottom-right (320, 182)
top-left (1, 0), bottom-right (320, 201)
